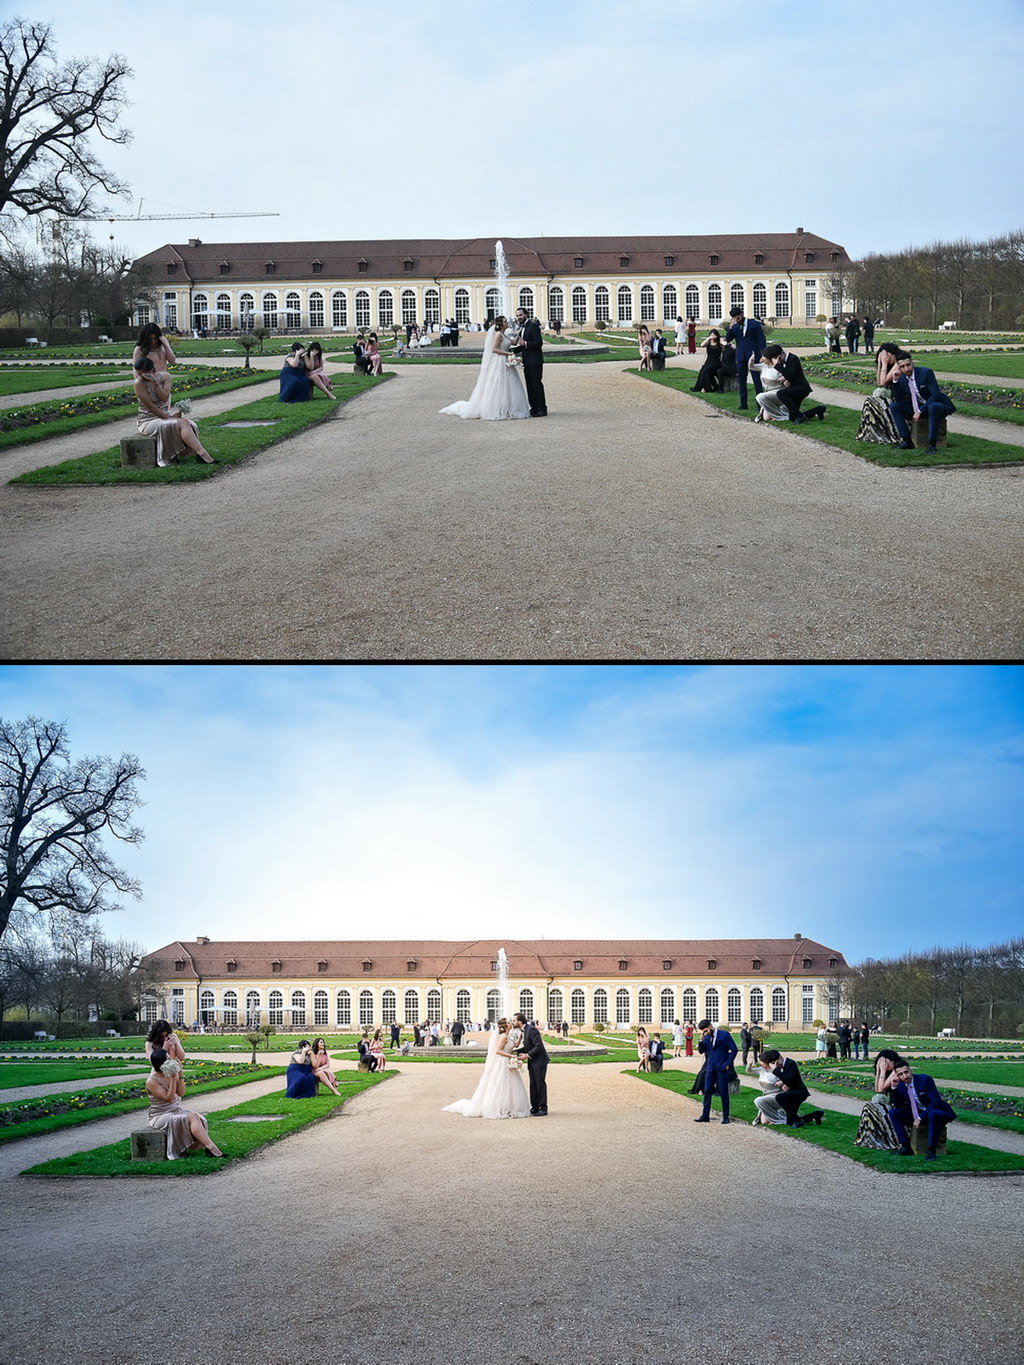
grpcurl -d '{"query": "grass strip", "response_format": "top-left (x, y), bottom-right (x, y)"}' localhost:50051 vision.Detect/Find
top-left (10, 373), bottom-right (387, 485)
top-left (0, 1062), bottom-right (150, 1087)
top-left (631, 1071), bottom-right (1024, 1174)
top-left (637, 369), bottom-right (1024, 465)
top-left (0, 366), bottom-right (131, 396)
top-left (0, 1065), bottom-right (283, 1144)
top-left (22, 1072), bottom-right (390, 1177)
top-left (0, 369), bottom-right (277, 452)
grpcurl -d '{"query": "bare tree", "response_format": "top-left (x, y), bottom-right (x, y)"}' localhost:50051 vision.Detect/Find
top-left (0, 716), bottom-right (145, 944)
top-left (0, 17), bottom-right (132, 220)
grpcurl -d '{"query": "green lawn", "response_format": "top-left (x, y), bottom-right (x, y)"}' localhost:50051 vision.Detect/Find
top-left (0, 1061), bottom-right (149, 1087)
top-left (816, 350), bottom-right (1024, 381)
top-left (21, 1072), bottom-right (389, 1178)
top-left (633, 1071), bottom-right (1024, 1174)
top-left (0, 365), bottom-right (132, 396)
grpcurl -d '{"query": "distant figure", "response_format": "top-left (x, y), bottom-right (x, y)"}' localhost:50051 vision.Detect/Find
top-left (310, 1037), bottom-right (342, 1095)
top-left (279, 342), bottom-right (311, 402)
top-left (286, 1040), bottom-right (318, 1097)
top-left (687, 319), bottom-right (697, 354)
top-left (651, 328), bottom-right (667, 370)
top-left (304, 341), bottom-right (336, 398)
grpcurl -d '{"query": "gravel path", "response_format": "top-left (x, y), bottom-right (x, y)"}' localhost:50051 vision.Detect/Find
top-left (2, 360), bottom-right (1022, 661)
top-left (1, 1058), bottom-right (1021, 1365)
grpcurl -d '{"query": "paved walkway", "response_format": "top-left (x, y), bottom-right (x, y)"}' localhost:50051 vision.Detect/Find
top-left (2, 1059), bottom-right (1022, 1364)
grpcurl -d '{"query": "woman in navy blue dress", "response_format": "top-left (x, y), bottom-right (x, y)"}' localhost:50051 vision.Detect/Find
top-left (279, 343), bottom-right (311, 402)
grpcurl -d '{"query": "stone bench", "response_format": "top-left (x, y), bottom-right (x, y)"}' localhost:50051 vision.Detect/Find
top-left (911, 416), bottom-right (948, 450)
top-left (911, 1122), bottom-right (948, 1156)
top-left (130, 1129), bottom-right (167, 1162)
top-left (120, 436), bottom-right (158, 469)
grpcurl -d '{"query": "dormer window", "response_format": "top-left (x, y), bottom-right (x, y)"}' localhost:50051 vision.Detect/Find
top-left (754, 253), bottom-right (764, 265)
top-left (664, 256), bottom-right (674, 267)
top-left (709, 254), bottom-right (719, 266)
top-left (574, 256), bottom-right (584, 269)
top-left (802, 957), bottom-right (812, 969)
top-left (265, 261), bottom-right (276, 275)
top-left (489, 259), bottom-right (497, 271)
top-left (271, 960), bottom-right (282, 973)
top-left (574, 959), bottom-right (583, 972)
top-left (828, 957), bottom-right (838, 968)
top-left (362, 958), bottom-right (372, 972)
top-left (403, 258), bottom-right (414, 271)
top-left (830, 251), bottom-right (840, 262)
top-left (226, 959), bottom-right (237, 973)
top-left (317, 959), bottom-right (328, 973)
top-left (408, 959), bottom-right (418, 972)
top-left (219, 261), bottom-right (230, 275)
top-left (312, 260), bottom-right (323, 274)
top-left (751, 958), bottom-right (761, 971)
top-left (618, 959), bottom-right (628, 971)
top-left (707, 958), bottom-right (717, 971)
top-left (490, 960), bottom-right (498, 972)
top-left (357, 259), bottom-right (368, 273)
top-left (804, 251), bottom-right (815, 263)
top-left (662, 959), bottom-right (672, 971)
top-left (166, 263), bottom-right (177, 275)
top-left (619, 256), bottom-right (629, 268)
top-left (174, 959), bottom-right (185, 972)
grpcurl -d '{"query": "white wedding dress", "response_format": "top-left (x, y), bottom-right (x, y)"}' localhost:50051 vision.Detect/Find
top-left (442, 1028), bottom-right (531, 1119)
top-left (439, 326), bottom-right (530, 421)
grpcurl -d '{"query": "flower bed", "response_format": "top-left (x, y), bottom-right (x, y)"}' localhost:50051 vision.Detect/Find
top-left (806, 1068), bottom-right (1024, 1119)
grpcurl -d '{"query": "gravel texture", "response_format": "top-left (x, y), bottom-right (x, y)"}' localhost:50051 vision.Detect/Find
top-left (2, 360), bottom-right (1022, 660)
top-left (1, 1057), bottom-right (1023, 1365)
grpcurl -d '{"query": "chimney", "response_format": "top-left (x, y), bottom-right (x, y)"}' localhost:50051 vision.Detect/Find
top-left (793, 932), bottom-right (802, 940)
top-left (188, 238), bottom-right (201, 248)
top-left (196, 936), bottom-right (210, 945)
top-left (795, 226), bottom-right (804, 234)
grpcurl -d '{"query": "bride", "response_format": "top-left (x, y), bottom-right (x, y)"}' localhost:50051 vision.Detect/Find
top-left (442, 1018), bottom-right (531, 1119)
top-left (439, 316), bottom-right (530, 421)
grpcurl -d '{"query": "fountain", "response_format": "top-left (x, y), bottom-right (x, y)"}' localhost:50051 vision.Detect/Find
top-left (496, 946), bottom-right (512, 1021)
top-left (494, 240), bottom-right (511, 323)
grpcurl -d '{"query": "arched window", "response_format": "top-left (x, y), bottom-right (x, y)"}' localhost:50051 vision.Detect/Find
top-left (638, 987), bottom-right (653, 1024)
top-left (682, 987), bottom-right (697, 1023)
top-left (616, 987), bottom-right (631, 1025)
top-left (730, 283), bottom-right (744, 312)
top-left (772, 986), bottom-right (788, 1022)
top-left (572, 285), bottom-right (587, 324)
top-left (200, 988), bottom-right (214, 1024)
top-left (245, 989), bottom-right (261, 1027)
top-left (660, 988), bottom-right (675, 1024)
top-left (749, 986), bottom-right (764, 1024)
top-left (377, 289), bottom-right (394, 328)
top-left (404, 989), bottom-right (419, 1023)
top-left (284, 291), bottom-right (301, 328)
top-left (486, 988), bottom-right (502, 1023)
top-left (752, 282), bottom-right (768, 319)
top-left (685, 283), bottom-right (700, 320)
top-left (308, 290), bottom-right (324, 329)
top-left (456, 988), bottom-right (471, 1023)
top-left (269, 989), bottom-right (283, 1025)
top-left (331, 290), bottom-right (347, 328)
top-left (548, 285), bottom-right (564, 324)
top-left (595, 285), bottom-right (610, 323)
top-left (192, 294), bottom-right (208, 332)
top-left (381, 988), bottom-right (397, 1024)
top-left (222, 989), bottom-right (238, 1027)
top-left (571, 988), bottom-right (586, 1024)
top-left (518, 286), bottom-right (535, 315)
top-left (239, 292), bottom-right (255, 329)
top-left (401, 289), bottom-right (418, 325)
top-left (313, 989), bottom-right (328, 1027)
top-left (485, 286), bottom-right (501, 318)
top-left (662, 284), bottom-right (678, 321)
top-left (640, 284), bottom-right (655, 321)
top-left (454, 287), bottom-right (470, 325)
top-left (616, 285), bottom-right (633, 323)
top-left (518, 987), bottom-right (535, 1019)
top-left (704, 987), bottom-right (720, 1024)
top-left (707, 283), bottom-right (722, 321)
top-left (727, 987), bottom-right (743, 1024)
top-left (774, 281), bottom-right (790, 319)
top-left (593, 987), bottom-right (609, 1024)
top-left (427, 988), bottom-right (442, 1022)
top-left (424, 287), bottom-right (440, 325)
top-left (261, 291), bottom-right (278, 329)
top-left (355, 290), bottom-right (371, 329)
top-left (215, 292), bottom-right (232, 330)
top-left (547, 988), bottom-right (563, 1024)
top-left (336, 989), bottom-right (351, 1027)
top-left (290, 989), bottom-right (306, 1027)
top-left (359, 988), bottom-right (374, 1026)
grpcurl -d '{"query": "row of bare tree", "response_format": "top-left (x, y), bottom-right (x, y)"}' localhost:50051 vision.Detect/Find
top-left (827, 230), bottom-right (1024, 332)
top-left (839, 937), bottom-right (1024, 1039)
top-left (0, 229), bottom-right (156, 334)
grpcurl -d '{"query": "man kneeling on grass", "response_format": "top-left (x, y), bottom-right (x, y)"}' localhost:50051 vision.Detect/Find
top-left (755, 1049), bottom-right (825, 1129)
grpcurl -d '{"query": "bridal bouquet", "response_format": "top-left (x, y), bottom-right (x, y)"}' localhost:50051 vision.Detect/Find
top-left (506, 353), bottom-right (522, 369)
top-left (160, 1058), bottom-right (183, 1077)
top-left (507, 1055), bottom-right (524, 1072)
top-left (172, 398), bottom-right (192, 416)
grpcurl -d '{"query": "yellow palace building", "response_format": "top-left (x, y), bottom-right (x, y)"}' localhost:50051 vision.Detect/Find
top-left (140, 936), bottom-right (851, 1034)
top-left (132, 231), bottom-right (852, 335)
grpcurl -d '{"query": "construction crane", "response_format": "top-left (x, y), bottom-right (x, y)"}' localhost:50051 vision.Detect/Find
top-left (56, 202), bottom-right (278, 225)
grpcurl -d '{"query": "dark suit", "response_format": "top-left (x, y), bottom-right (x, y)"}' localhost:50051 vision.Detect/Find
top-left (890, 366), bottom-right (956, 447)
top-left (697, 1027), bottom-right (738, 1119)
top-left (450, 1020), bottom-right (464, 1046)
top-left (889, 1074), bottom-right (956, 1153)
top-left (771, 1057), bottom-right (810, 1125)
top-left (651, 334), bottom-right (667, 370)
top-left (515, 317), bottom-right (547, 415)
top-left (451, 322), bottom-right (460, 348)
top-left (649, 1037), bottom-right (665, 1072)
top-left (774, 352), bottom-right (814, 422)
top-left (726, 316), bottom-right (766, 408)
top-left (516, 1021), bottom-right (549, 1113)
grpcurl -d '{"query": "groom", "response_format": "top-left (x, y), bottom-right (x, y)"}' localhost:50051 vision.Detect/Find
top-left (513, 1012), bottom-right (549, 1115)
top-left (512, 308), bottom-right (547, 416)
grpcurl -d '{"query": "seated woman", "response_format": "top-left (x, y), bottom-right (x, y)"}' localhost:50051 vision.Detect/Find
top-left (365, 333), bottom-right (383, 376)
top-left (636, 1026), bottom-right (651, 1073)
top-left (854, 1048), bottom-right (905, 1150)
top-left (146, 1048), bottom-right (225, 1158)
top-left (855, 342), bottom-right (905, 444)
top-left (692, 329), bottom-right (723, 392)
top-left (134, 358), bottom-right (215, 464)
top-left (369, 1028), bottom-right (386, 1072)
top-left (304, 341), bottom-right (336, 398)
top-left (132, 322), bottom-right (176, 373)
top-left (145, 1019), bottom-right (186, 1064)
top-left (638, 325), bottom-right (653, 371)
top-left (279, 342), bottom-right (310, 402)
top-left (717, 343), bottom-right (737, 392)
top-left (310, 1036), bottom-right (342, 1095)
top-left (285, 1040), bottom-right (319, 1097)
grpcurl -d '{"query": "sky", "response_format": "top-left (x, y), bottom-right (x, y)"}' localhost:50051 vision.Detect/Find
top-left (14, 1), bottom-right (1024, 264)
top-left (1, 663), bottom-right (1020, 966)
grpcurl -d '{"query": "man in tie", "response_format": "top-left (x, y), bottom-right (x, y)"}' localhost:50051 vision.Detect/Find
top-left (725, 305), bottom-right (766, 411)
top-left (889, 353), bottom-right (957, 456)
top-left (889, 1062), bottom-right (956, 1160)
top-left (694, 1018), bottom-right (739, 1124)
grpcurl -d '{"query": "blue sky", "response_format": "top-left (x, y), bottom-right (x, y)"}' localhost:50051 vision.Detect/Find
top-left (20, 1), bottom-right (1023, 262)
top-left (1, 664), bottom-right (1020, 964)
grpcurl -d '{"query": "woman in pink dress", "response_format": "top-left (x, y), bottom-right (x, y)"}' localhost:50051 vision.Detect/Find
top-left (146, 1048), bottom-right (225, 1159)
top-left (636, 1027), bottom-right (651, 1072)
top-left (310, 1036), bottom-right (342, 1094)
top-left (304, 342), bottom-right (336, 397)
top-left (365, 334), bottom-right (384, 375)
top-left (638, 325), bottom-right (653, 370)
top-left (145, 1020), bottom-right (186, 1064)
top-left (369, 1028), bottom-right (386, 1072)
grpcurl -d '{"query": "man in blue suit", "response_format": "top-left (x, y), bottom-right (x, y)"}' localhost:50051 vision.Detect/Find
top-left (889, 1063), bottom-right (956, 1160)
top-left (725, 305), bottom-right (766, 411)
top-left (890, 354), bottom-right (956, 456)
top-left (694, 1018), bottom-right (739, 1124)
